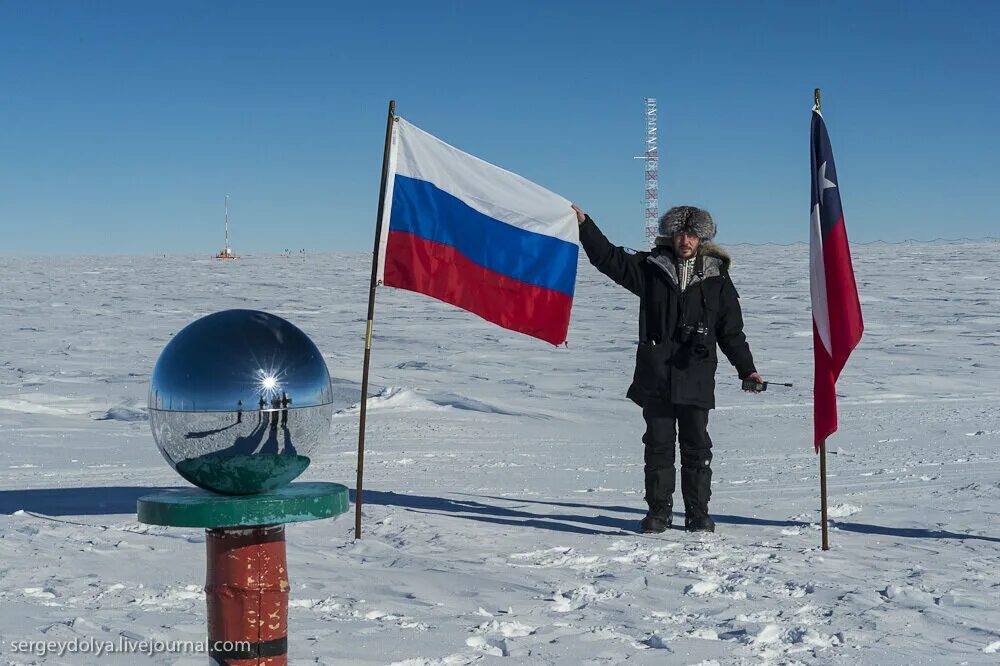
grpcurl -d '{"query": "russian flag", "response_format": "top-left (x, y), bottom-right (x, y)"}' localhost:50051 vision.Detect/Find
top-left (810, 107), bottom-right (864, 451)
top-left (375, 117), bottom-right (579, 345)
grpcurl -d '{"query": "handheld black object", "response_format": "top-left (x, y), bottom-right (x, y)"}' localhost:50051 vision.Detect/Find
top-left (741, 379), bottom-right (794, 392)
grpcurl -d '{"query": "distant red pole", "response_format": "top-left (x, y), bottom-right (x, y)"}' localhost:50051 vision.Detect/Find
top-left (205, 525), bottom-right (289, 665)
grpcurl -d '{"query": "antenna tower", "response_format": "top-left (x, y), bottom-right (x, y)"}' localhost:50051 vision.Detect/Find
top-left (633, 98), bottom-right (659, 246)
top-left (215, 194), bottom-right (239, 259)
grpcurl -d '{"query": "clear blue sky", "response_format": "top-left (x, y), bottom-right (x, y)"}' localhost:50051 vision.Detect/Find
top-left (1, 1), bottom-right (997, 254)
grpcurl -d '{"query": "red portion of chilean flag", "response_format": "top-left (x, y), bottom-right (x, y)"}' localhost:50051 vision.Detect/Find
top-left (813, 217), bottom-right (864, 449)
top-left (811, 110), bottom-right (864, 451)
top-left (383, 230), bottom-right (574, 346)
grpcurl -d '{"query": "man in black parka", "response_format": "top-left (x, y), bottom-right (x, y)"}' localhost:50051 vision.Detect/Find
top-left (573, 204), bottom-right (764, 533)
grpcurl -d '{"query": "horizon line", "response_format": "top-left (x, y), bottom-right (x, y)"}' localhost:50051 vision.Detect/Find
top-left (1, 236), bottom-right (999, 259)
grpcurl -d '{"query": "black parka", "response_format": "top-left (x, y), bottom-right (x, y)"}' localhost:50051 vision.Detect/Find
top-left (579, 216), bottom-right (756, 409)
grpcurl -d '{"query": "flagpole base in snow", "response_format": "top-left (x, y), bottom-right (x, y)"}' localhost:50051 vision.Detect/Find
top-left (819, 442), bottom-right (830, 551)
top-left (137, 483), bottom-right (349, 665)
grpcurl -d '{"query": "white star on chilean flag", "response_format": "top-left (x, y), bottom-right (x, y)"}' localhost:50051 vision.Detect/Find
top-left (810, 108), bottom-right (864, 452)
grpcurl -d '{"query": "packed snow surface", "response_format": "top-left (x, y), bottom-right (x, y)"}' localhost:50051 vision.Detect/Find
top-left (1, 243), bottom-right (998, 664)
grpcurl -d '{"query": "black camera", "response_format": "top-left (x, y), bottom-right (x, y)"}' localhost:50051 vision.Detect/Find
top-left (680, 323), bottom-right (708, 342)
top-left (680, 323), bottom-right (709, 354)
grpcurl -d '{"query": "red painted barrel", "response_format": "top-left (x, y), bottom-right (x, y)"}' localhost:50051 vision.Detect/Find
top-left (205, 525), bottom-right (289, 665)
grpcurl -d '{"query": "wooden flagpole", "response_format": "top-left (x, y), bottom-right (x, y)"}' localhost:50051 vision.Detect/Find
top-left (356, 99), bottom-right (396, 540)
top-left (820, 438), bottom-right (830, 550)
top-left (814, 87), bottom-right (830, 552)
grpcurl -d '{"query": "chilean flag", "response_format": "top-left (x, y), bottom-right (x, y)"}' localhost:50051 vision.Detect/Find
top-left (375, 117), bottom-right (578, 345)
top-left (810, 107), bottom-right (864, 451)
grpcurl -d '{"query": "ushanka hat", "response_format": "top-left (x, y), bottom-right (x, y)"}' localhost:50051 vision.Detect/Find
top-left (656, 206), bottom-right (716, 244)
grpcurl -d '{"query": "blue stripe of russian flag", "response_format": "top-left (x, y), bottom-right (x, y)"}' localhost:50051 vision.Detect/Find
top-left (389, 175), bottom-right (578, 297)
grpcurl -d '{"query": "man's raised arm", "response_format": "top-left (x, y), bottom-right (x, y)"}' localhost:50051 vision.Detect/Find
top-left (573, 205), bottom-right (645, 297)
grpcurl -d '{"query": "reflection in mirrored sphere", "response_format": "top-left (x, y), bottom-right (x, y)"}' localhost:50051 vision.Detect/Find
top-left (148, 309), bottom-right (334, 494)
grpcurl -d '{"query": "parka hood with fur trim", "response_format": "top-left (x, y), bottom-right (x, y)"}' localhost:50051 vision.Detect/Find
top-left (646, 242), bottom-right (733, 288)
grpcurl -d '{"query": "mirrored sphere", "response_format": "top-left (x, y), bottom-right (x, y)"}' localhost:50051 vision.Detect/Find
top-left (149, 309), bottom-right (334, 494)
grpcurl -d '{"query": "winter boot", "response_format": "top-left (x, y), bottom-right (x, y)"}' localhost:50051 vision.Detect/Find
top-left (684, 514), bottom-right (715, 532)
top-left (640, 507), bottom-right (672, 534)
top-left (642, 469), bottom-right (675, 534)
top-left (680, 458), bottom-right (714, 533)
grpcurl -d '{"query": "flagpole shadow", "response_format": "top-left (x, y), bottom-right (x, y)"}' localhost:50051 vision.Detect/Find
top-left (830, 521), bottom-right (1000, 543)
top-left (353, 489), bottom-right (635, 535)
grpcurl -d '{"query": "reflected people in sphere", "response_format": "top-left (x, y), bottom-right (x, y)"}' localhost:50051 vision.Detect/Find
top-left (150, 394), bottom-right (333, 495)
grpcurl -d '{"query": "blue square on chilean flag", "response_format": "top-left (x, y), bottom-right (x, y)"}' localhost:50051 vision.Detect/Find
top-left (811, 113), bottom-right (844, 233)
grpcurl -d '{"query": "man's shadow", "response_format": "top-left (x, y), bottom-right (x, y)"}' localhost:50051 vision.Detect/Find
top-left (359, 491), bottom-right (1000, 542)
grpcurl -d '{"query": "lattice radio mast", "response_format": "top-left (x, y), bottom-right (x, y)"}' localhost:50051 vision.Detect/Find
top-left (633, 98), bottom-right (659, 247)
top-left (214, 194), bottom-right (239, 259)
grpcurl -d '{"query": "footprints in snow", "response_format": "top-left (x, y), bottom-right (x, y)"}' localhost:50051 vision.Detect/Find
top-left (505, 536), bottom-right (845, 660)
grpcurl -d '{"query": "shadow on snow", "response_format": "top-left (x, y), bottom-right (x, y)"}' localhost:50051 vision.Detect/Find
top-left (0, 486), bottom-right (186, 516)
top-left (2, 486), bottom-right (997, 544)
top-left (358, 490), bottom-right (1000, 543)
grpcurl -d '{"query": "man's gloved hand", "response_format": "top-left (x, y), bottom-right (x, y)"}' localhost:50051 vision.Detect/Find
top-left (743, 372), bottom-right (765, 393)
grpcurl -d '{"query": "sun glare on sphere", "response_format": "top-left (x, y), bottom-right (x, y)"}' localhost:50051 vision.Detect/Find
top-left (254, 367), bottom-right (283, 399)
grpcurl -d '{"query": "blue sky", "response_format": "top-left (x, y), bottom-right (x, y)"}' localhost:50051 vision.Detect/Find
top-left (1, 1), bottom-right (997, 254)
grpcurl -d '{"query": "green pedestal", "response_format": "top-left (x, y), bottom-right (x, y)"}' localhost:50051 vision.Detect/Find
top-left (137, 481), bottom-right (350, 528)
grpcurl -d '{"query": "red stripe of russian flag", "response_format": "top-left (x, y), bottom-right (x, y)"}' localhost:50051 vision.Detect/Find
top-left (383, 230), bottom-right (574, 346)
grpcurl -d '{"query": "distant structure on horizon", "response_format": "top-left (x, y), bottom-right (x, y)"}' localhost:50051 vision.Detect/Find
top-left (215, 194), bottom-right (239, 260)
top-left (633, 97), bottom-right (659, 247)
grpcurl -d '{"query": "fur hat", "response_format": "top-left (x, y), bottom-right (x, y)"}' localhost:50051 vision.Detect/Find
top-left (656, 206), bottom-right (716, 244)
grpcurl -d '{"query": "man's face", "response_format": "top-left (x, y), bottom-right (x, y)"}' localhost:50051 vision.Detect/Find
top-left (672, 230), bottom-right (701, 259)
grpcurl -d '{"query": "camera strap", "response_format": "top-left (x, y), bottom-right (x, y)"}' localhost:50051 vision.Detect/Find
top-left (678, 253), bottom-right (709, 334)
top-left (694, 253), bottom-right (708, 312)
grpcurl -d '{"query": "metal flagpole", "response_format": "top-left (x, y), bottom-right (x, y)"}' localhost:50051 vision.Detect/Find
top-left (356, 99), bottom-right (396, 540)
top-left (814, 87), bottom-right (830, 552)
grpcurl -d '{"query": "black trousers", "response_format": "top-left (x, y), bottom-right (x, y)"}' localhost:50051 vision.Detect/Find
top-left (641, 402), bottom-right (713, 517)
